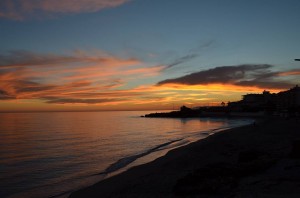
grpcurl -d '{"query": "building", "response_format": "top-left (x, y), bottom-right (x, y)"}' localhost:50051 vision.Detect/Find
top-left (228, 86), bottom-right (299, 113)
top-left (277, 85), bottom-right (300, 111)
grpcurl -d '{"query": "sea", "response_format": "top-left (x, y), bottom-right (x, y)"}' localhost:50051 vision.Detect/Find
top-left (0, 111), bottom-right (252, 198)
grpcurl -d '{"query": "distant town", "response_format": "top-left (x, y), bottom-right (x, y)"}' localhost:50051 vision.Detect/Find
top-left (145, 85), bottom-right (300, 118)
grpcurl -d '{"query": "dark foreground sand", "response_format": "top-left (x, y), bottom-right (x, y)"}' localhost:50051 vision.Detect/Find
top-left (70, 118), bottom-right (300, 198)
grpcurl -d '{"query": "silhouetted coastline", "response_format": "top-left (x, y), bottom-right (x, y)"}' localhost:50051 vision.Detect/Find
top-left (145, 85), bottom-right (300, 119)
top-left (143, 106), bottom-right (264, 118)
top-left (144, 105), bottom-right (202, 118)
top-left (69, 117), bottom-right (300, 197)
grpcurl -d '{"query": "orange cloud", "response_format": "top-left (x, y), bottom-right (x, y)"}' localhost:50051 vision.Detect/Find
top-left (157, 83), bottom-right (283, 93)
top-left (64, 65), bottom-right (163, 80)
top-left (1, 50), bottom-right (298, 111)
top-left (0, 50), bottom-right (168, 107)
top-left (278, 69), bottom-right (300, 76)
top-left (0, 0), bottom-right (130, 20)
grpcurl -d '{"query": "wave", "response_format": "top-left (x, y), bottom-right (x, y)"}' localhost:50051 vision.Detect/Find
top-left (100, 138), bottom-right (184, 174)
top-left (99, 125), bottom-right (243, 175)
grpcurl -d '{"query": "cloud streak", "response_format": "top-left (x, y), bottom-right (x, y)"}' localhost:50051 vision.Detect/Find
top-left (162, 40), bottom-right (214, 71)
top-left (1, 49), bottom-right (298, 109)
top-left (46, 98), bottom-right (124, 104)
top-left (278, 69), bottom-right (300, 76)
top-left (158, 64), bottom-right (298, 90)
top-left (0, 0), bottom-right (130, 20)
top-left (163, 54), bottom-right (198, 71)
top-left (0, 50), bottom-right (166, 105)
top-left (0, 50), bottom-right (139, 68)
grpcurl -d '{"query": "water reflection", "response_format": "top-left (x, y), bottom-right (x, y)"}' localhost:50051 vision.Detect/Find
top-left (0, 111), bottom-right (250, 197)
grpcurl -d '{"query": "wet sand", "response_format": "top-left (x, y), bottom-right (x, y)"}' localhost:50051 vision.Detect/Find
top-left (70, 118), bottom-right (300, 198)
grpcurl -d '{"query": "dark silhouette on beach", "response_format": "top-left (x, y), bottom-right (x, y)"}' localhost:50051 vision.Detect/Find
top-left (145, 85), bottom-right (300, 118)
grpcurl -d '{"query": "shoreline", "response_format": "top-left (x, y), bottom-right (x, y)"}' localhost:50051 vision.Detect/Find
top-left (98, 118), bottom-right (251, 178)
top-left (70, 117), bottom-right (300, 197)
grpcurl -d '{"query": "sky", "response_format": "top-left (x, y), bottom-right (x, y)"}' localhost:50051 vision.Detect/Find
top-left (0, 0), bottom-right (300, 112)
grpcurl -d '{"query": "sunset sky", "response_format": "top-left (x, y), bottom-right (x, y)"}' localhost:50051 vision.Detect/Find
top-left (0, 0), bottom-right (300, 112)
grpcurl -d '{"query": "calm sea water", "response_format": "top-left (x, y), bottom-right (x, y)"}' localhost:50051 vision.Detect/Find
top-left (0, 111), bottom-right (251, 198)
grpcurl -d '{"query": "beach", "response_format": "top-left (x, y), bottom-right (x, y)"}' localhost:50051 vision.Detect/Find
top-left (69, 117), bottom-right (300, 198)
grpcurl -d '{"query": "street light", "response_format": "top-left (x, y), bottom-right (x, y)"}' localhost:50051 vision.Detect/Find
top-left (295, 59), bottom-right (300, 61)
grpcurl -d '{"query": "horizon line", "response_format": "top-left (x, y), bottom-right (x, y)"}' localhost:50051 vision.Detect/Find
top-left (0, 109), bottom-right (174, 113)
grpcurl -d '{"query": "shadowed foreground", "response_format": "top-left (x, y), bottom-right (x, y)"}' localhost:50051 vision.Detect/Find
top-left (70, 118), bottom-right (300, 198)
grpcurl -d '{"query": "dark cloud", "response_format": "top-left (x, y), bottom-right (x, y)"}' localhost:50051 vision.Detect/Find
top-left (159, 64), bottom-right (271, 84)
top-left (17, 84), bottom-right (56, 93)
top-left (0, 79), bottom-right (57, 100)
top-left (4, 79), bottom-right (56, 93)
top-left (158, 64), bottom-right (295, 89)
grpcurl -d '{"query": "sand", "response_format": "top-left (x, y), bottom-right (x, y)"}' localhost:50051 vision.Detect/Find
top-left (69, 117), bottom-right (300, 198)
